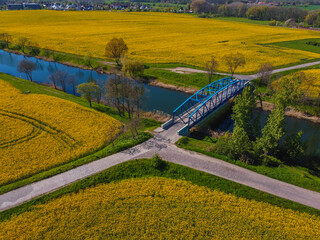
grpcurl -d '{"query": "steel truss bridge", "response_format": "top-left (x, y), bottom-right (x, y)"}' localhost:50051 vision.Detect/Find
top-left (163, 77), bottom-right (250, 135)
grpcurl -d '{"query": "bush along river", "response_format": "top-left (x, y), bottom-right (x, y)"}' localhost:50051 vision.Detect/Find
top-left (0, 49), bottom-right (319, 154)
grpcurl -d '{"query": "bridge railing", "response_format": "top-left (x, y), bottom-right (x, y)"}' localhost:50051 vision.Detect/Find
top-left (187, 79), bottom-right (249, 128)
top-left (172, 77), bottom-right (235, 123)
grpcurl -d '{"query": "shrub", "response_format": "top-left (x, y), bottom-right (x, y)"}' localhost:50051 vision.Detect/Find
top-left (261, 155), bottom-right (283, 167)
top-left (150, 154), bottom-right (167, 170)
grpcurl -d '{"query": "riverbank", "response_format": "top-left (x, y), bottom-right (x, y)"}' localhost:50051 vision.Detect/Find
top-left (258, 101), bottom-right (320, 124)
top-left (2, 48), bottom-right (319, 123)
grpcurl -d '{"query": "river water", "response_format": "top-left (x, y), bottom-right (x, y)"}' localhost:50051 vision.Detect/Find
top-left (0, 50), bottom-right (190, 114)
top-left (0, 50), bottom-right (319, 154)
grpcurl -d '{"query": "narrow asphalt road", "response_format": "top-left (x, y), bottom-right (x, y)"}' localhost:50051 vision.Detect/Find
top-left (167, 60), bottom-right (320, 80)
top-left (1, 128), bottom-right (320, 212)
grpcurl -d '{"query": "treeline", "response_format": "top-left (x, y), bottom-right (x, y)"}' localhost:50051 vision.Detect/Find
top-left (191, 1), bottom-right (309, 22)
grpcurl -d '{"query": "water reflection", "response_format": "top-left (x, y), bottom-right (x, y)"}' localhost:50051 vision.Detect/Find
top-left (0, 50), bottom-right (190, 113)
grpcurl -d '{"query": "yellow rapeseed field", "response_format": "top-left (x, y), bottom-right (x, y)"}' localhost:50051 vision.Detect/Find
top-left (0, 11), bottom-right (320, 72)
top-left (272, 69), bottom-right (320, 98)
top-left (0, 80), bottom-right (121, 185)
top-left (301, 69), bottom-right (320, 97)
top-left (1, 177), bottom-right (319, 239)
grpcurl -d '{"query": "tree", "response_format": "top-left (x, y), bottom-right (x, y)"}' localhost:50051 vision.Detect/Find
top-left (48, 70), bottom-right (69, 92)
top-left (106, 74), bottom-right (123, 116)
top-left (28, 42), bottom-right (40, 57)
top-left (190, 0), bottom-right (212, 14)
top-left (122, 58), bottom-right (144, 78)
top-left (17, 59), bottom-right (36, 81)
top-left (257, 62), bottom-right (274, 86)
top-left (69, 75), bottom-right (78, 96)
top-left (77, 82), bottom-right (102, 107)
top-left (229, 124), bottom-right (251, 159)
top-left (84, 53), bottom-right (94, 69)
top-left (281, 131), bottom-right (305, 164)
top-left (16, 37), bottom-right (28, 53)
top-left (223, 52), bottom-right (245, 78)
top-left (255, 106), bottom-right (285, 156)
top-left (0, 33), bottom-right (12, 49)
top-left (105, 37), bottom-right (128, 66)
top-left (273, 73), bottom-right (304, 109)
top-left (205, 56), bottom-right (218, 84)
top-left (231, 86), bottom-right (257, 139)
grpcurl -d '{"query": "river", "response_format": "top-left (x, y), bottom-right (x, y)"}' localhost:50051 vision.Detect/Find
top-left (0, 49), bottom-right (319, 155)
top-left (0, 50), bottom-right (190, 114)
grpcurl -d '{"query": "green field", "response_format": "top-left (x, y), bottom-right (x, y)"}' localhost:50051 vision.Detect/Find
top-left (271, 38), bottom-right (320, 55)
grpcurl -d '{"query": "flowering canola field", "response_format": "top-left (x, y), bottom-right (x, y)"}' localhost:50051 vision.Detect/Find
top-left (300, 69), bottom-right (320, 97)
top-left (0, 11), bottom-right (320, 72)
top-left (1, 177), bottom-right (319, 239)
top-left (0, 80), bottom-right (121, 185)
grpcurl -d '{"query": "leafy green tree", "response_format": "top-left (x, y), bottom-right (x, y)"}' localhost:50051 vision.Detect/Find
top-left (255, 106), bottom-right (285, 156)
top-left (281, 131), bottom-right (305, 164)
top-left (231, 86), bottom-right (258, 139)
top-left (77, 82), bottom-right (102, 107)
top-left (273, 73), bottom-right (304, 109)
top-left (229, 125), bottom-right (251, 159)
top-left (105, 37), bottom-right (128, 66)
top-left (122, 58), bottom-right (144, 78)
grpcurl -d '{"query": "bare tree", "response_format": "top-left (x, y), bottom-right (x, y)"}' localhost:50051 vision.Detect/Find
top-left (127, 117), bottom-right (142, 138)
top-left (106, 73), bottom-right (124, 116)
top-left (17, 59), bottom-right (36, 81)
top-left (205, 56), bottom-right (218, 84)
top-left (69, 75), bottom-right (78, 95)
top-left (48, 70), bottom-right (69, 92)
top-left (257, 62), bottom-right (274, 86)
top-left (17, 37), bottom-right (29, 53)
top-left (105, 37), bottom-right (128, 66)
top-left (0, 33), bottom-right (12, 49)
top-left (223, 52), bottom-right (246, 78)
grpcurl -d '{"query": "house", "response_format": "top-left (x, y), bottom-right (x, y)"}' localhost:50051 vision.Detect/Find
top-left (7, 4), bottom-right (23, 10)
top-left (23, 3), bottom-right (41, 10)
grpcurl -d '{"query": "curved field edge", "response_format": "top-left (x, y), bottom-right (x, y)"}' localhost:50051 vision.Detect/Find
top-left (176, 137), bottom-right (320, 193)
top-left (1, 158), bottom-right (320, 223)
top-left (0, 74), bottom-right (158, 195)
top-left (1, 177), bottom-right (319, 239)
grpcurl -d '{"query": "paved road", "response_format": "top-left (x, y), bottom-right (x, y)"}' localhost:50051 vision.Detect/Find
top-left (1, 128), bottom-right (320, 212)
top-left (167, 60), bottom-right (320, 80)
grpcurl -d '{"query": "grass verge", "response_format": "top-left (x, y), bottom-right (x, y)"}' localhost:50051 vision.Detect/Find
top-left (1, 157), bottom-right (320, 222)
top-left (143, 68), bottom-right (223, 89)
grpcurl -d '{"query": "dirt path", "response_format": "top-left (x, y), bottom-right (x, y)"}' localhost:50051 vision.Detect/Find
top-left (167, 61), bottom-right (320, 80)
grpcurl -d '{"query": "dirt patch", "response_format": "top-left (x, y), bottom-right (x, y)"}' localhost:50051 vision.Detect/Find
top-left (149, 80), bottom-right (198, 94)
top-left (257, 101), bottom-right (320, 124)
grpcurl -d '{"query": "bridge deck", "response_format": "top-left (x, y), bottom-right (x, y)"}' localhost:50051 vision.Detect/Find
top-left (163, 78), bottom-right (250, 135)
